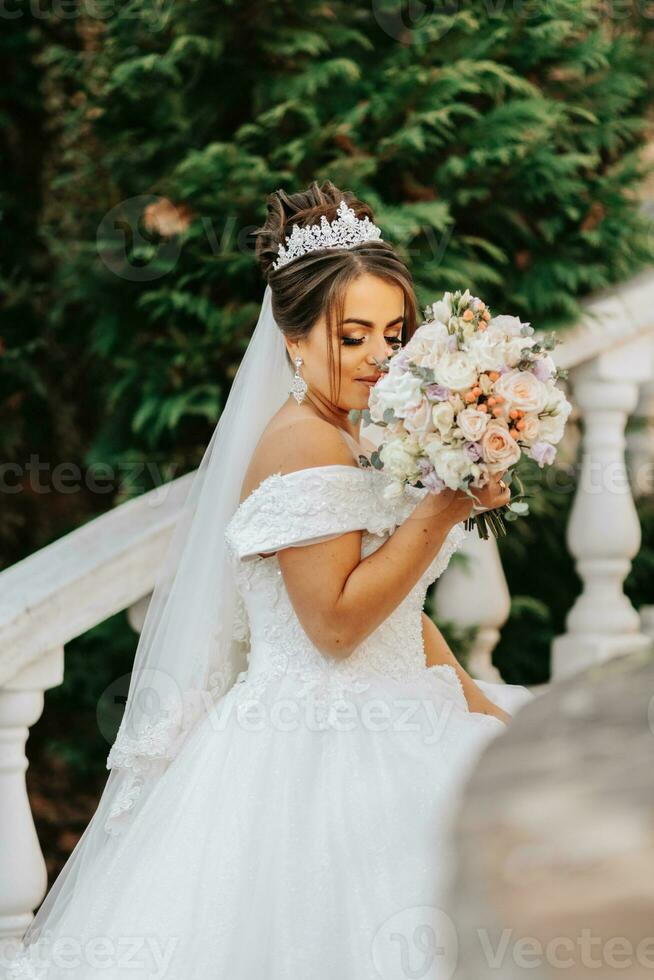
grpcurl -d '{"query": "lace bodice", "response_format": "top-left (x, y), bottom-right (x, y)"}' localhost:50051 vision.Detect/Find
top-left (224, 464), bottom-right (467, 700)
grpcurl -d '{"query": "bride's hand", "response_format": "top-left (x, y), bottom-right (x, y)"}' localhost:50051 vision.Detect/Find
top-left (468, 471), bottom-right (511, 513)
top-left (413, 486), bottom-right (475, 526)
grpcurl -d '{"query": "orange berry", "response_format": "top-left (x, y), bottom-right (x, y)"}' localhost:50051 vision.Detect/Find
top-left (472, 386), bottom-right (482, 397)
top-left (517, 419), bottom-right (526, 430)
top-left (509, 409), bottom-right (520, 420)
top-left (488, 371), bottom-right (500, 381)
top-left (495, 394), bottom-right (505, 404)
top-left (464, 391), bottom-right (477, 403)
top-left (487, 396), bottom-right (496, 407)
top-left (492, 407), bottom-right (503, 417)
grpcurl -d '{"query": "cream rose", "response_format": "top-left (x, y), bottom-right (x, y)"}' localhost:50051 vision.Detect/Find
top-left (432, 401), bottom-right (455, 436)
top-left (481, 421), bottom-right (521, 473)
top-left (494, 369), bottom-right (548, 414)
top-left (432, 351), bottom-right (478, 391)
top-left (457, 407), bottom-right (490, 442)
top-left (379, 438), bottom-right (421, 481)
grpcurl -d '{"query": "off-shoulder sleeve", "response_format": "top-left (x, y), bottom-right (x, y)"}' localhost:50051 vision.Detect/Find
top-left (224, 465), bottom-right (395, 563)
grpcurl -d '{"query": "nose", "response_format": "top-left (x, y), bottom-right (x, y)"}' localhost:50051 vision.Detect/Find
top-left (367, 334), bottom-right (394, 364)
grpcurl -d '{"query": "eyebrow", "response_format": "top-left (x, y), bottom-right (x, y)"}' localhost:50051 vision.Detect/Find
top-left (341, 316), bottom-right (404, 329)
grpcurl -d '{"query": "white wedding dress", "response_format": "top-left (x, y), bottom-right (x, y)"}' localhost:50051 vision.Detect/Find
top-left (9, 448), bottom-right (534, 980)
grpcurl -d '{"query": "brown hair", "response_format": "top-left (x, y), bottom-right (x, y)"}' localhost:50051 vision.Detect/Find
top-left (252, 180), bottom-right (419, 403)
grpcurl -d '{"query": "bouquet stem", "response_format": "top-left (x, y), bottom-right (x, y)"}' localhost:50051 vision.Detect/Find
top-left (464, 507), bottom-right (509, 540)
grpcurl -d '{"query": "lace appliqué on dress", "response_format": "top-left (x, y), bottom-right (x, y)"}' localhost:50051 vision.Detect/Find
top-left (224, 466), bottom-right (468, 713)
top-left (104, 687), bottom-right (211, 836)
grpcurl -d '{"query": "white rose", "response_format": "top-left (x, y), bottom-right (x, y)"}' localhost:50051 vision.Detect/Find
top-left (494, 369), bottom-right (549, 414)
top-left (369, 371), bottom-right (423, 420)
top-left (458, 407), bottom-right (490, 442)
top-left (486, 314), bottom-right (524, 337)
top-left (432, 401), bottom-right (455, 436)
top-left (537, 386), bottom-right (572, 445)
top-left (422, 431), bottom-right (443, 455)
top-left (410, 320), bottom-right (450, 346)
top-left (504, 335), bottom-right (537, 368)
top-left (382, 480), bottom-right (405, 501)
top-left (433, 351), bottom-right (478, 391)
top-left (537, 412), bottom-right (566, 445)
top-left (379, 438), bottom-right (421, 481)
top-left (543, 384), bottom-right (571, 415)
top-left (408, 336), bottom-right (449, 370)
top-left (431, 447), bottom-right (472, 491)
top-left (468, 332), bottom-right (506, 373)
top-left (480, 421), bottom-right (522, 473)
top-left (404, 398), bottom-right (435, 435)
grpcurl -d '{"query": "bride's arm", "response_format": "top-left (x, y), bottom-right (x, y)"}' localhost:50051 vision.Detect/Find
top-left (421, 612), bottom-right (511, 724)
top-left (272, 419), bottom-right (509, 658)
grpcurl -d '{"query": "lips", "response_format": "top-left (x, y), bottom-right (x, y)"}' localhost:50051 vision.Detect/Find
top-left (357, 376), bottom-right (382, 384)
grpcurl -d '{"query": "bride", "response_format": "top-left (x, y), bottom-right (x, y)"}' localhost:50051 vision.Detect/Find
top-left (8, 181), bottom-right (534, 980)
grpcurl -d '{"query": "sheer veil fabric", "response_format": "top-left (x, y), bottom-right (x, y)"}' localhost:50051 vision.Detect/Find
top-left (13, 284), bottom-right (295, 952)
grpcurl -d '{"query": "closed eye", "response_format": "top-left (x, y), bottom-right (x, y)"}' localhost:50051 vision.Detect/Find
top-left (343, 336), bottom-right (402, 348)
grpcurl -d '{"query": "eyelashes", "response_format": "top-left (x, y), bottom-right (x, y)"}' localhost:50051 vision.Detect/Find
top-left (342, 337), bottom-right (402, 348)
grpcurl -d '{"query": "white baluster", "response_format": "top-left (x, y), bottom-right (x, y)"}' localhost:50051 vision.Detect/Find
top-left (0, 648), bottom-right (64, 954)
top-left (434, 531), bottom-right (509, 682)
top-left (552, 338), bottom-right (654, 679)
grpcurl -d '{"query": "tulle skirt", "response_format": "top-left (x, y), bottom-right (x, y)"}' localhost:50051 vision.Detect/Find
top-left (9, 664), bottom-right (534, 980)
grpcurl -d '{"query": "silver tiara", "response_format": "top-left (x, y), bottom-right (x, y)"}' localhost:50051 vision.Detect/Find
top-left (271, 200), bottom-right (383, 271)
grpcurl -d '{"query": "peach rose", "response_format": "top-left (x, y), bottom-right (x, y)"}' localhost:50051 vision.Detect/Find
top-left (519, 414), bottom-right (540, 442)
top-left (458, 407), bottom-right (490, 442)
top-left (494, 369), bottom-right (548, 414)
top-left (481, 420), bottom-right (521, 473)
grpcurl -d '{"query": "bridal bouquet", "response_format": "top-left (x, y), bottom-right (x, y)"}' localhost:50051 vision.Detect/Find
top-left (349, 289), bottom-right (572, 539)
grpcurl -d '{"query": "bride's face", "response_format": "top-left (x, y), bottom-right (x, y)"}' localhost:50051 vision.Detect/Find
top-left (291, 273), bottom-right (405, 411)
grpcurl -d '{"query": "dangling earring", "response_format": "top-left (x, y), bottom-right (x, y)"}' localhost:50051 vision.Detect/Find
top-left (289, 355), bottom-right (308, 404)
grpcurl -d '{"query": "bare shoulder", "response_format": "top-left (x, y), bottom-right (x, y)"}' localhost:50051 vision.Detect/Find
top-left (239, 411), bottom-right (357, 505)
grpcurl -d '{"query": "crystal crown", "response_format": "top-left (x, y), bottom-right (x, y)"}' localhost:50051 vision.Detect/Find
top-left (272, 200), bottom-right (383, 271)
